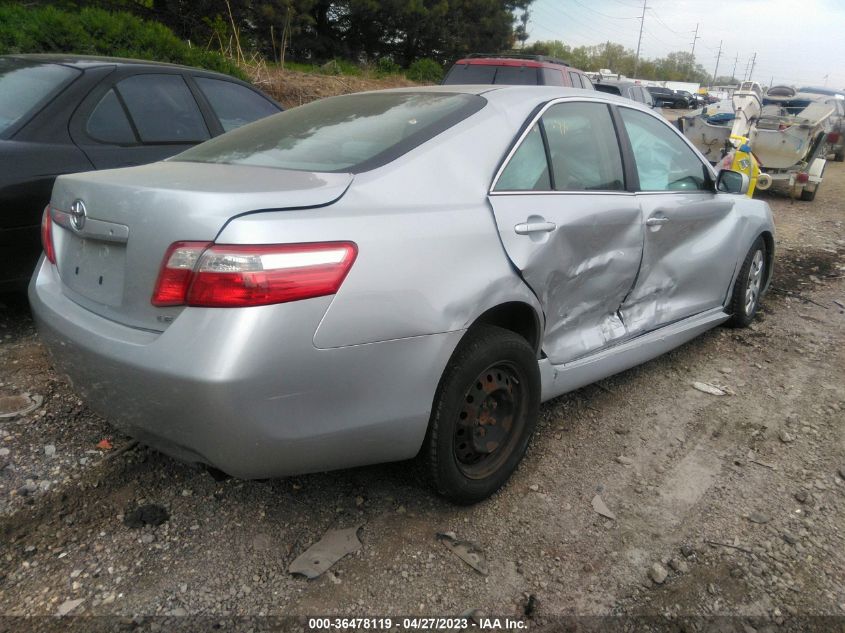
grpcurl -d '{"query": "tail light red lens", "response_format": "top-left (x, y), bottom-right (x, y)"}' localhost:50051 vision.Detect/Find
top-left (796, 172), bottom-right (810, 184)
top-left (152, 242), bottom-right (358, 308)
top-left (828, 132), bottom-right (840, 144)
top-left (151, 242), bottom-right (212, 306)
top-left (40, 205), bottom-right (56, 264)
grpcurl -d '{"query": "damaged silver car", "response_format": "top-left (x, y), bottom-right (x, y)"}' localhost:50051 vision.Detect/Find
top-left (30, 86), bottom-right (774, 504)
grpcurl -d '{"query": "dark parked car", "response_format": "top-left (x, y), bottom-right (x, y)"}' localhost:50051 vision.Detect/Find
top-left (442, 54), bottom-right (594, 89)
top-left (594, 79), bottom-right (654, 107)
top-left (0, 54), bottom-right (281, 291)
top-left (646, 86), bottom-right (688, 108)
top-left (673, 90), bottom-right (698, 108)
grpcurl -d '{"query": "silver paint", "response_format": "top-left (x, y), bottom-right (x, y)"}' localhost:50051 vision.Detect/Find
top-left (30, 85), bottom-right (775, 479)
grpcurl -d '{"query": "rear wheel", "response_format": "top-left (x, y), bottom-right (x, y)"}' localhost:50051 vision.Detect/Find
top-left (425, 325), bottom-right (539, 504)
top-left (727, 237), bottom-right (766, 328)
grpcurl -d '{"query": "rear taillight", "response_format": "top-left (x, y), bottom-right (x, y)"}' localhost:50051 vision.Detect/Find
top-left (796, 172), bottom-right (810, 184)
top-left (828, 132), bottom-right (840, 143)
top-left (152, 242), bottom-right (357, 308)
top-left (151, 241), bottom-right (211, 306)
top-left (41, 205), bottom-right (56, 264)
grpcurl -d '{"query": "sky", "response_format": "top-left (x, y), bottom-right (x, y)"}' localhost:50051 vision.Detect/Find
top-left (526, 0), bottom-right (845, 88)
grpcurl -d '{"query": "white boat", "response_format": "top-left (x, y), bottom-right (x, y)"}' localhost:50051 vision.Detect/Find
top-left (679, 81), bottom-right (764, 162)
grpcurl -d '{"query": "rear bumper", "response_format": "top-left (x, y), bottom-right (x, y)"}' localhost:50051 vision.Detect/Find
top-left (29, 259), bottom-right (463, 478)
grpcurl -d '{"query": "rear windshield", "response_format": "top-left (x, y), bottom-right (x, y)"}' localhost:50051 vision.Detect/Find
top-left (594, 84), bottom-right (622, 96)
top-left (0, 59), bottom-right (80, 135)
top-left (174, 91), bottom-right (485, 173)
top-left (443, 64), bottom-right (540, 86)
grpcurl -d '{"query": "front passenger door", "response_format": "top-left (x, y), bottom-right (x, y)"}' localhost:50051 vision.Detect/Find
top-left (617, 106), bottom-right (740, 335)
top-left (488, 101), bottom-right (643, 364)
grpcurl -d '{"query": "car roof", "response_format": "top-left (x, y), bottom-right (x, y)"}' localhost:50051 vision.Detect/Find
top-left (1, 53), bottom-right (202, 72)
top-left (595, 79), bottom-right (641, 88)
top-left (367, 84), bottom-right (648, 111)
top-left (451, 54), bottom-right (576, 70)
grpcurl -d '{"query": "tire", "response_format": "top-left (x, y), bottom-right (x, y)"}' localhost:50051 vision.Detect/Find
top-left (726, 237), bottom-right (766, 328)
top-left (800, 185), bottom-right (817, 201)
top-left (425, 325), bottom-right (540, 504)
top-left (834, 150), bottom-right (843, 163)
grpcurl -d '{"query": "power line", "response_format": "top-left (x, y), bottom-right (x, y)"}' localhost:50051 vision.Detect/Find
top-left (569, 0), bottom-right (639, 20)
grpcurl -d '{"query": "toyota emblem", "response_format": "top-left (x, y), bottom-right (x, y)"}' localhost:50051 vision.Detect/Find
top-left (70, 199), bottom-right (87, 231)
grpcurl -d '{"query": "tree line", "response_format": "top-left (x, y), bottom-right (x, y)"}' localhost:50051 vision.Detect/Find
top-left (524, 40), bottom-right (739, 85)
top-left (32, 0), bottom-right (532, 67)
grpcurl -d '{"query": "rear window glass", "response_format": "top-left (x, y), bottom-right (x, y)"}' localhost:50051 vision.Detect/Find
top-left (491, 66), bottom-right (539, 85)
top-left (442, 65), bottom-right (497, 84)
top-left (443, 64), bottom-right (541, 86)
top-left (174, 92), bottom-right (486, 173)
top-left (594, 84), bottom-right (622, 96)
top-left (0, 60), bottom-right (79, 135)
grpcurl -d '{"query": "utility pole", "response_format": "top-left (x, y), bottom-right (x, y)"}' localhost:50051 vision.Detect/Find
top-left (633, 0), bottom-right (647, 79)
top-left (731, 54), bottom-right (738, 84)
top-left (748, 52), bottom-right (756, 81)
top-left (689, 22), bottom-right (700, 80)
top-left (711, 40), bottom-right (722, 88)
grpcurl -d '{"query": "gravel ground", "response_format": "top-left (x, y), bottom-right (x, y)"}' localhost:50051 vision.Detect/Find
top-left (0, 161), bottom-right (843, 631)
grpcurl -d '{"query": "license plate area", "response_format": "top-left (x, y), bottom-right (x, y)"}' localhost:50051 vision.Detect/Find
top-left (59, 234), bottom-right (127, 307)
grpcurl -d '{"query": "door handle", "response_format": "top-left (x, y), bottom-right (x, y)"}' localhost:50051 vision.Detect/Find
top-left (646, 216), bottom-right (670, 226)
top-left (514, 221), bottom-right (557, 235)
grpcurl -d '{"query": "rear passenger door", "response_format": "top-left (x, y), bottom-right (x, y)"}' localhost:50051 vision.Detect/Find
top-left (70, 72), bottom-right (211, 169)
top-left (488, 100), bottom-right (643, 364)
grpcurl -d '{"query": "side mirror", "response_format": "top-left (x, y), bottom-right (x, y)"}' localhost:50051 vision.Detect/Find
top-left (716, 169), bottom-right (750, 195)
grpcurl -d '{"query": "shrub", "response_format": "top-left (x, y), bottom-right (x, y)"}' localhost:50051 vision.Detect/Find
top-left (376, 57), bottom-right (402, 76)
top-left (406, 58), bottom-right (443, 83)
top-left (0, 4), bottom-right (245, 79)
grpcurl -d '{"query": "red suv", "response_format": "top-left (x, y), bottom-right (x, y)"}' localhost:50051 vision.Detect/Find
top-left (442, 54), bottom-right (594, 89)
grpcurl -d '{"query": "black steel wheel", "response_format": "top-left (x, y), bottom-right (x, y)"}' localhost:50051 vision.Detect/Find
top-left (425, 325), bottom-right (539, 504)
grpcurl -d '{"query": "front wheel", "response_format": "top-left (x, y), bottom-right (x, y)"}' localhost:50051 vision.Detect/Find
top-left (726, 237), bottom-right (767, 328)
top-left (425, 325), bottom-right (540, 504)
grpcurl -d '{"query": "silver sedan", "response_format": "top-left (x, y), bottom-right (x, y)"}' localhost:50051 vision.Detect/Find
top-left (30, 85), bottom-right (774, 503)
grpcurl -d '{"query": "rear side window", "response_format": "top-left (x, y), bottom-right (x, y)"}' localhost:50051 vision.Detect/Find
top-left (568, 72), bottom-right (583, 88)
top-left (174, 92), bottom-right (486, 173)
top-left (543, 102), bottom-right (624, 191)
top-left (86, 89), bottom-right (135, 144)
top-left (494, 125), bottom-right (550, 191)
top-left (494, 102), bottom-right (625, 192)
top-left (541, 68), bottom-right (565, 86)
top-left (116, 74), bottom-right (209, 143)
top-left (194, 77), bottom-right (279, 132)
top-left (580, 74), bottom-right (594, 89)
top-left (0, 60), bottom-right (79, 135)
top-left (619, 107), bottom-right (709, 191)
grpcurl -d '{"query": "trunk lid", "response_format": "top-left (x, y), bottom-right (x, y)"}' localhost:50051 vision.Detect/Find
top-left (49, 161), bottom-right (352, 331)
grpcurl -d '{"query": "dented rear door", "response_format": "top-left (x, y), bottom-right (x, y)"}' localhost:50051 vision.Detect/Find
top-left (488, 100), bottom-right (644, 365)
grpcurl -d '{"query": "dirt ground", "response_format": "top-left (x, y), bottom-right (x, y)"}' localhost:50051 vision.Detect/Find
top-left (245, 64), bottom-right (419, 109)
top-left (0, 160), bottom-right (843, 630)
